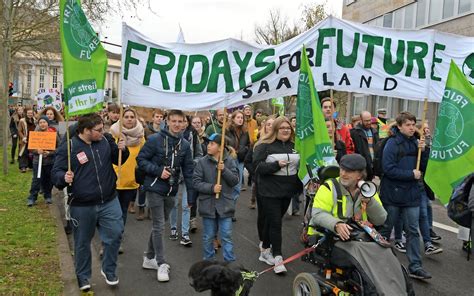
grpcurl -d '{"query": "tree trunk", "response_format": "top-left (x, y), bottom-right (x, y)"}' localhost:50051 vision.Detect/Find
top-left (1, 0), bottom-right (12, 175)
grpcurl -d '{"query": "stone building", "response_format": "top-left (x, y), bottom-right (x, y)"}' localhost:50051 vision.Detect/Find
top-left (341, 0), bottom-right (473, 125)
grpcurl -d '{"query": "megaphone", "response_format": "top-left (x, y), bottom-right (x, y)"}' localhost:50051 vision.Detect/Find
top-left (357, 181), bottom-right (377, 198)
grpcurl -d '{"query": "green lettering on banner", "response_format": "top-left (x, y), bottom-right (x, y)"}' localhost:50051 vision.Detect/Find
top-left (250, 49), bottom-right (276, 83)
top-left (233, 51), bottom-right (252, 90)
top-left (175, 54), bottom-right (188, 92)
top-left (124, 41), bottom-right (147, 80)
top-left (315, 28), bottom-right (336, 67)
top-left (336, 29), bottom-right (359, 68)
top-left (431, 43), bottom-right (446, 82)
top-left (383, 39), bottom-right (405, 75)
top-left (186, 55), bottom-right (209, 92)
top-left (362, 34), bottom-right (383, 68)
top-left (143, 48), bottom-right (175, 89)
top-left (405, 41), bottom-right (428, 78)
top-left (208, 51), bottom-right (234, 92)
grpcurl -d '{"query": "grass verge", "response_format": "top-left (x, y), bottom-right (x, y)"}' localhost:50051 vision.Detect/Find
top-left (0, 147), bottom-right (63, 294)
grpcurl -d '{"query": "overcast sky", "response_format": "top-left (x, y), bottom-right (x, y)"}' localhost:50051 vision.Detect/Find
top-left (98, 0), bottom-right (343, 53)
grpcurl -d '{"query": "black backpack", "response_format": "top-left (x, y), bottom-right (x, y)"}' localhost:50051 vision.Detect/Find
top-left (447, 173), bottom-right (474, 228)
top-left (372, 136), bottom-right (405, 177)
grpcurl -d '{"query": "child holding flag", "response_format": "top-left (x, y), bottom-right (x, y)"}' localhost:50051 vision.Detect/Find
top-left (192, 134), bottom-right (239, 262)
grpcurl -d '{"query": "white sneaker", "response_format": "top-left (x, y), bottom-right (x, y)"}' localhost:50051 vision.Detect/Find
top-left (157, 263), bottom-right (170, 282)
top-left (273, 256), bottom-right (287, 274)
top-left (142, 257), bottom-right (159, 270)
top-left (259, 248), bottom-right (275, 266)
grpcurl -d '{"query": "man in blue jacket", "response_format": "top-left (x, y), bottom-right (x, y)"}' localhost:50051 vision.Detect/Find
top-left (379, 112), bottom-right (431, 280)
top-left (137, 109), bottom-right (195, 282)
top-left (52, 113), bottom-right (129, 292)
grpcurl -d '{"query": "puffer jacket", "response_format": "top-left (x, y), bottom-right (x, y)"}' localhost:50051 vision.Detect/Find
top-left (253, 140), bottom-right (303, 198)
top-left (193, 153), bottom-right (239, 218)
top-left (136, 129), bottom-right (195, 201)
top-left (52, 133), bottom-right (130, 206)
top-left (380, 127), bottom-right (428, 207)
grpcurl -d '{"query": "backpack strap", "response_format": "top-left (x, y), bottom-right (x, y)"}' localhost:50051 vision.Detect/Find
top-left (324, 178), bottom-right (344, 220)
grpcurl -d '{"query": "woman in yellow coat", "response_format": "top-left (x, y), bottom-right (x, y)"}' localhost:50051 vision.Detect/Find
top-left (110, 108), bottom-right (145, 227)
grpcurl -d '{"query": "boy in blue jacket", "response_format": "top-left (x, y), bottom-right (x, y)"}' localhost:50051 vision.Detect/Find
top-left (193, 133), bottom-right (239, 262)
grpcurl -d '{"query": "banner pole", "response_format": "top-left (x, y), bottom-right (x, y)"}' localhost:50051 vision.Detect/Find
top-left (37, 154), bottom-right (43, 178)
top-left (416, 97), bottom-right (428, 170)
top-left (215, 107), bottom-right (228, 199)
top-left (329, 89), bottom-right (335, 149)
top-left (66, 115), bottom-right (71, 173)
top-left (117, 104), bottom-right (124, 181)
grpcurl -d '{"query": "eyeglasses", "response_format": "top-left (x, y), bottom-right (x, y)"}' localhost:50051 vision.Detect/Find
top-left (279, 127), bottom-right (292, 131)
top-left (92, 127), bottom-right (104, 133)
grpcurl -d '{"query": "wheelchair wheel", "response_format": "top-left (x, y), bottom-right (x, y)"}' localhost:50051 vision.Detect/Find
top-left (293, 273), bottom-right (321, 296)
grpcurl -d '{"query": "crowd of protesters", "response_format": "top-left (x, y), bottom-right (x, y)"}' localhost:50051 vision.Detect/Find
top-left (6, 96), bottom-right (457, 291)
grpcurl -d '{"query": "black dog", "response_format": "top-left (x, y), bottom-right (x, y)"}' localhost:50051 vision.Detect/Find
top-left (188, 260), bottom-right (256, 296)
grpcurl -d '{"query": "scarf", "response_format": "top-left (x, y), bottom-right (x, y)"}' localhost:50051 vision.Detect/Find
top-left (110, 120), bottom-right (144, 147)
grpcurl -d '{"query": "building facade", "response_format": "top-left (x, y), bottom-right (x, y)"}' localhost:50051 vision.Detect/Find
top-left (11, 50), bottom-right (121, 105)
top-left (342, 0), bottom-right (473, 125)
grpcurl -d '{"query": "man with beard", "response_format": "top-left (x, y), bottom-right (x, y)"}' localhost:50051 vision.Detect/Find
top-left (350, 111), bottom-right (379, 180)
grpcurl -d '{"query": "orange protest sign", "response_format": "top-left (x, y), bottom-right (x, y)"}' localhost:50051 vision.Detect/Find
top-left (28, 131), bottom-right (57, 150)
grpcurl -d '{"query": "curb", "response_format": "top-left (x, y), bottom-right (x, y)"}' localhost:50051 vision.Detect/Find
top-left (50, 191), bottom-right (80, 296)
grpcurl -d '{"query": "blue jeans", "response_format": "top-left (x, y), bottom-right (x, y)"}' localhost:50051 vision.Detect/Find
top-left (169, 183), bottom-right (190, 236)
top-left (419, 191), bottom-right (431, 245)
top-left (202, 216), bottom-right (235, 262)
top-left (381, 206), bottom-right (422, 273)
top-left (231, 161), bottom-right (244, 201)
top-left (70, 197), bottom-right (124, 282)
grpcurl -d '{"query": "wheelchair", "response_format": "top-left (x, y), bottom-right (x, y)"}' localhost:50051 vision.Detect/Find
top-left (293, 166), bottom-right (414, 296)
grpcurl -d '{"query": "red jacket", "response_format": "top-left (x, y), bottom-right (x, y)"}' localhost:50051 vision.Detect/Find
top-left (336, 121), bottom-right (354, 154)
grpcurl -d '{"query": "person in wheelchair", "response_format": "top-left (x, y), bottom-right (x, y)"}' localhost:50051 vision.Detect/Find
top-left (306, 154), bottom-right (412, 295)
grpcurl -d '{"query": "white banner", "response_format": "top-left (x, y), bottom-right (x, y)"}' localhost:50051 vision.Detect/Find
top-left (121, 16), bottom-right (474, 110)
top-left (36, 88), bottom-right (63, 111)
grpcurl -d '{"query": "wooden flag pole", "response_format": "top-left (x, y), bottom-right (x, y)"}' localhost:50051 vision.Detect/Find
top-left (329, 89), bottom-right (336, 149)
top-left (215, 107), bottom-right (228, 199)
top-left (117, 104), bottom-right (124, 181)
top-left (416, 98), bottom-right (428, 170)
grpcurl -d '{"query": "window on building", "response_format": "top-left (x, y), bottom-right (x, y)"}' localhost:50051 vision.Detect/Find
top-left (404, 4), bottom-right (415, 28)
top-left (345, 0), bottom-right (356, 5)
top-left (39, 67), bottom-right (46, 89)
top-left (375, 96), bottom-right (390, 115)
top-left (403, 100), bottom-right (422, 118)
top-left (416, 0), bottom-right (428, 27)
top-left (429, 0), bottom-right (443, 23)
top-left (393, 9), bottom-right (404, 29)
top-left (375, 16), bottom-right (384, 27)
top-left (443, 0), bottom-right (455, 18)
top-left (458, 0), bottom-right (471, 13)
top-left (383, 12), bottom-right (393, 27)
top-left (352, 94), bottom-right (368, 116)
top-left (52, 67), bottom-right (58, 89)
top-left (26, 67), bottom-right (32, 94)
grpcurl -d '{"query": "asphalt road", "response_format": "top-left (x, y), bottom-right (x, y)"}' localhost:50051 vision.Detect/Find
top-left (70, 186), bottom-right (473, 296)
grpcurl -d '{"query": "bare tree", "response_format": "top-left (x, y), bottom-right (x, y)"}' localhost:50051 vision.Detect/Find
top-left (300, 2), bottom-right (327, 31)
top-left (0, 0), bottom-right (150, 174)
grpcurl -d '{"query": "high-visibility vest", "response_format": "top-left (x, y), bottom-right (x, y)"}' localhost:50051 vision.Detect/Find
top-left (377, 118), bottom-right (389, 138)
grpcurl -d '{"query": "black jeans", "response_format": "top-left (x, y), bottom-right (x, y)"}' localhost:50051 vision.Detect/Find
top-left (11, 135), bottom-right (18, 161)
top-left (19, 148), bottom-right (32, 170)
top-left (261, 196), bottom-right (291, 257)
top-left (117, 189), bottom-right (137, 226)
top-left (28, 163), bottom-right (53, 201)
top-left (256, 192), bottom-right (267, 243)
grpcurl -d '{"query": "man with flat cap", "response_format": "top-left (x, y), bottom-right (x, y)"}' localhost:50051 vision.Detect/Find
top-left (307, 154), bottom-right (387, 240)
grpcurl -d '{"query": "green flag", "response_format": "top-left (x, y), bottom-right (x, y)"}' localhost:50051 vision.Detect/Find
top-left (425, 60), bottom-right (474, 205)
top-left (60, 0), bottom-right (108, 117)
top-left (271, 97), bottom-right (285, 116)
top-left (295, 46), bottom-right (336, 183)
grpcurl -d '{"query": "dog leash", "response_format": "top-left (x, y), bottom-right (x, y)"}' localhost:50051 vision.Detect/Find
top-left (258, 237), bottom-right (325, 276)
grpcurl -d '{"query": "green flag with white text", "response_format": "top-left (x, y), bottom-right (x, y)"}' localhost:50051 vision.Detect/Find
top-left (295, 46), bottom-right (336, 183)
top-left (60, 0), bottom-right (108, 116)
top-left (425, 60), bottom-right (474, 205)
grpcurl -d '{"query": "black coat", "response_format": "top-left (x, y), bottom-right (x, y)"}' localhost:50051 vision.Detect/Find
top-left (227, 127), bottom-right (250, 163)
top-left (350, 124), bottom-right (379, 180)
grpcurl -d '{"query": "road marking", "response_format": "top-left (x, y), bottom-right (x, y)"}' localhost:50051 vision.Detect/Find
top-left (433, 221), bottom-right (459, 234)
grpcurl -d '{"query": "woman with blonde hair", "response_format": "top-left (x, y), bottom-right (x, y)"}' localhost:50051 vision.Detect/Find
top-left (252, 116), bottom-right (303, 273)
top-left (110, 108), bottom-right (146, 229)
